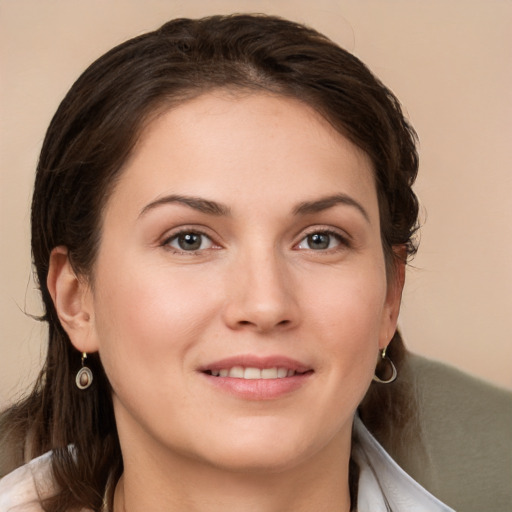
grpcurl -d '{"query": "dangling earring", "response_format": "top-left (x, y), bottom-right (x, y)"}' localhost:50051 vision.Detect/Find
top-left (372, 346), bottom-right (397, 384)
top-left (76, 352), bottom-right (93, 390)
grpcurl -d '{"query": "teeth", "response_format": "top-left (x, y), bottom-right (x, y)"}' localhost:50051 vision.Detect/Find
top-left (210, 366), bottom-right (298, 379)
top-left (277, 367), bottom-right (288, 378)
top-left (261, 368), bottom-right (278, 379)
top-left (244, 367), bottom-right (261, 379)
top-left (228, 366), bottom-right (244, 378)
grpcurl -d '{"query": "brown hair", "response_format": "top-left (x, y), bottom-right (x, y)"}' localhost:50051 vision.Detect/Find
top-left (0, 14), bottom-right (419, 511)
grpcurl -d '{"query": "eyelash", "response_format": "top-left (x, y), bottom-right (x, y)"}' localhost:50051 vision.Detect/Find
top-left (161, 227), bottom-right (351, 255)
top-left (162, 228), bottom-right (217, 254)
top-left (295, 228), bottom-right (351, 252)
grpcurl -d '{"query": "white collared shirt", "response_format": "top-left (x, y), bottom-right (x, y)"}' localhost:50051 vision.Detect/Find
top-left (0, 422), bottom-right (454, 511)
top-left (353, 415), bottom-right (455, 511)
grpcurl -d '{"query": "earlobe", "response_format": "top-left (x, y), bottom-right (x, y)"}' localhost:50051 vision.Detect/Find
top-left (47, 246), bottom-right (98, 353)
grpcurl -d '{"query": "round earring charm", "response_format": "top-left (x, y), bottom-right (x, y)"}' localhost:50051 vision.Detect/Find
top-left (372, 347), bottom-right (397, 384)
top-left (76, 352), bottom-right (93, 390)
top-left (76, 366), bottom-right (93, 389)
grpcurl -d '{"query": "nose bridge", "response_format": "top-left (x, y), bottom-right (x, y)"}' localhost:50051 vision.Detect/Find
top-left (224, 242), bottom-right (298, 332)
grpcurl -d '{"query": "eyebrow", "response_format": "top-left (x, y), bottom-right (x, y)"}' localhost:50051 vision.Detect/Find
top-left (139, 192), bottom-right (370, 223)
top-left (293, 194), bottom-right (370, 223)
top-left (139, 194), bottom-right (231, 217)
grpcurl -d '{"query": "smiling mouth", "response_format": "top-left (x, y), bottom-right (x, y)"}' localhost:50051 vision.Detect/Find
top-left (200, 358), bottom-right (314, 399)
top-left (203, 366), bottom-right (312, 379)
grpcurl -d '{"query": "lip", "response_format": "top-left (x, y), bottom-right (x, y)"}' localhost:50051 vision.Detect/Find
top-left (199, 355), bottom-right (312, 374)
top-left (198, 355), bottom-right (314, 401)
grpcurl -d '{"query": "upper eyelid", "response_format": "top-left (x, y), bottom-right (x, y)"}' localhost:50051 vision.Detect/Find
top-left (164, 230), bottom-right (212, 243)
top-left (296, 225), bottom-right (352, 242)
top-left (161, 229), bottom-right (220, 255)
top-left (160, 225), bottom-right (217, 243)
top-left (291, 231), bottom-right (351, 254)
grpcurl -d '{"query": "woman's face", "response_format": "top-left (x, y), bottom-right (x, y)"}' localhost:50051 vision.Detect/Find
top-left (74, 92), bottom-right (402, 473)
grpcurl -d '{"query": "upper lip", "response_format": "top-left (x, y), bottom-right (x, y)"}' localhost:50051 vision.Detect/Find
top-left (198, 355), bottom-right (312, 374)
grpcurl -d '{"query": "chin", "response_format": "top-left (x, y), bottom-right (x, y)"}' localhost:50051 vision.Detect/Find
top-left (191, 419), bottom-right (345, 475)
top-left (204, 443), bottom-right (314, 475)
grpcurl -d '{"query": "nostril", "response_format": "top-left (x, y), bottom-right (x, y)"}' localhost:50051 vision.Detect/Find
top-left (236, 319), bottom-right (291, 329)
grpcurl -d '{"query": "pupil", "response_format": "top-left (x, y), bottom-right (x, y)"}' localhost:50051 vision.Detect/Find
top-left (178, 233), bottom-right (201, 250)
top-left (308, 233), bottom-right (329, 250)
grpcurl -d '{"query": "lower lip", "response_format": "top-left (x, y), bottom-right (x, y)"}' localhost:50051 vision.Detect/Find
top-left (201, 372), bottom-right (313, 400)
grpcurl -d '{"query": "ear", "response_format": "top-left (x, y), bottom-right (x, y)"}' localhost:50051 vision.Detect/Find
top-left (47, 246), bottom-right (99, 354)
top-left (379, 246), bottom-right (406, 350)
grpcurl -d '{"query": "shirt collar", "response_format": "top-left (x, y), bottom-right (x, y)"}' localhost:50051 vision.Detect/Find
top-left (352, 415), bottom-right (455, 512)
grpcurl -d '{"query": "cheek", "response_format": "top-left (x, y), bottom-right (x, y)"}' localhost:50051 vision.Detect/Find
top-left (306, 266), bottom-right (387, 376)
top-left (307, 262), bottom-right (387, 335)
top-left (89, 260), bottom-right (220, 384)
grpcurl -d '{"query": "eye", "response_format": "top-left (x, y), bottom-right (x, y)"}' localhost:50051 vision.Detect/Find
top-left (296, 231), bottom-right (347, 251)
top-left (165, 231), bottom-right (214, 252)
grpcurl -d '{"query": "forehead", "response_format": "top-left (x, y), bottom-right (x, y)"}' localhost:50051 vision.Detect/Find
top-left (107, 91), bottom-right (378, 219)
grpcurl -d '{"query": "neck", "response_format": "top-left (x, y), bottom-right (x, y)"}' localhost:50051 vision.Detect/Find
top-left (113, 431), bottom-right (352, 512)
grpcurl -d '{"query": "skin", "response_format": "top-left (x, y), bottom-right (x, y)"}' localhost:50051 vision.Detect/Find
top-left (48, 91), bottom-right (403, 512)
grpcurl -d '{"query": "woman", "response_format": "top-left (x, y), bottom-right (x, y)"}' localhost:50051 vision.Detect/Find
top-left (0, 14), bottom-right (453, 511)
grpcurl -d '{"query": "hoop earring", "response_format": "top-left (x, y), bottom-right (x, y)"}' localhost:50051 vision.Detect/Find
top-left (372, 346), bottom-right (397, 384)
top-left (76, 352), bottom-right (93, 390)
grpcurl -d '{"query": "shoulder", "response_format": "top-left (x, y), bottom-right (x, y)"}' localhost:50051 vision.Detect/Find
top-left (409, 352), bottom-right (512, 417)
top-left (353, 415), bottom-right (455, 512)
top-left (0, 451), bottom-right (54, 512)
top-left (396, 354), bottom-right (512, 511)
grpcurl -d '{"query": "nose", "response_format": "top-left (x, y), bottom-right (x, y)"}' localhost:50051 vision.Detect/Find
top-left (222, 250), bottom-right (300, 334)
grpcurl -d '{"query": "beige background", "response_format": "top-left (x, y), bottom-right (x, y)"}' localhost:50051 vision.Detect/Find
top-left (1, 0), bottom-right (511, 407)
